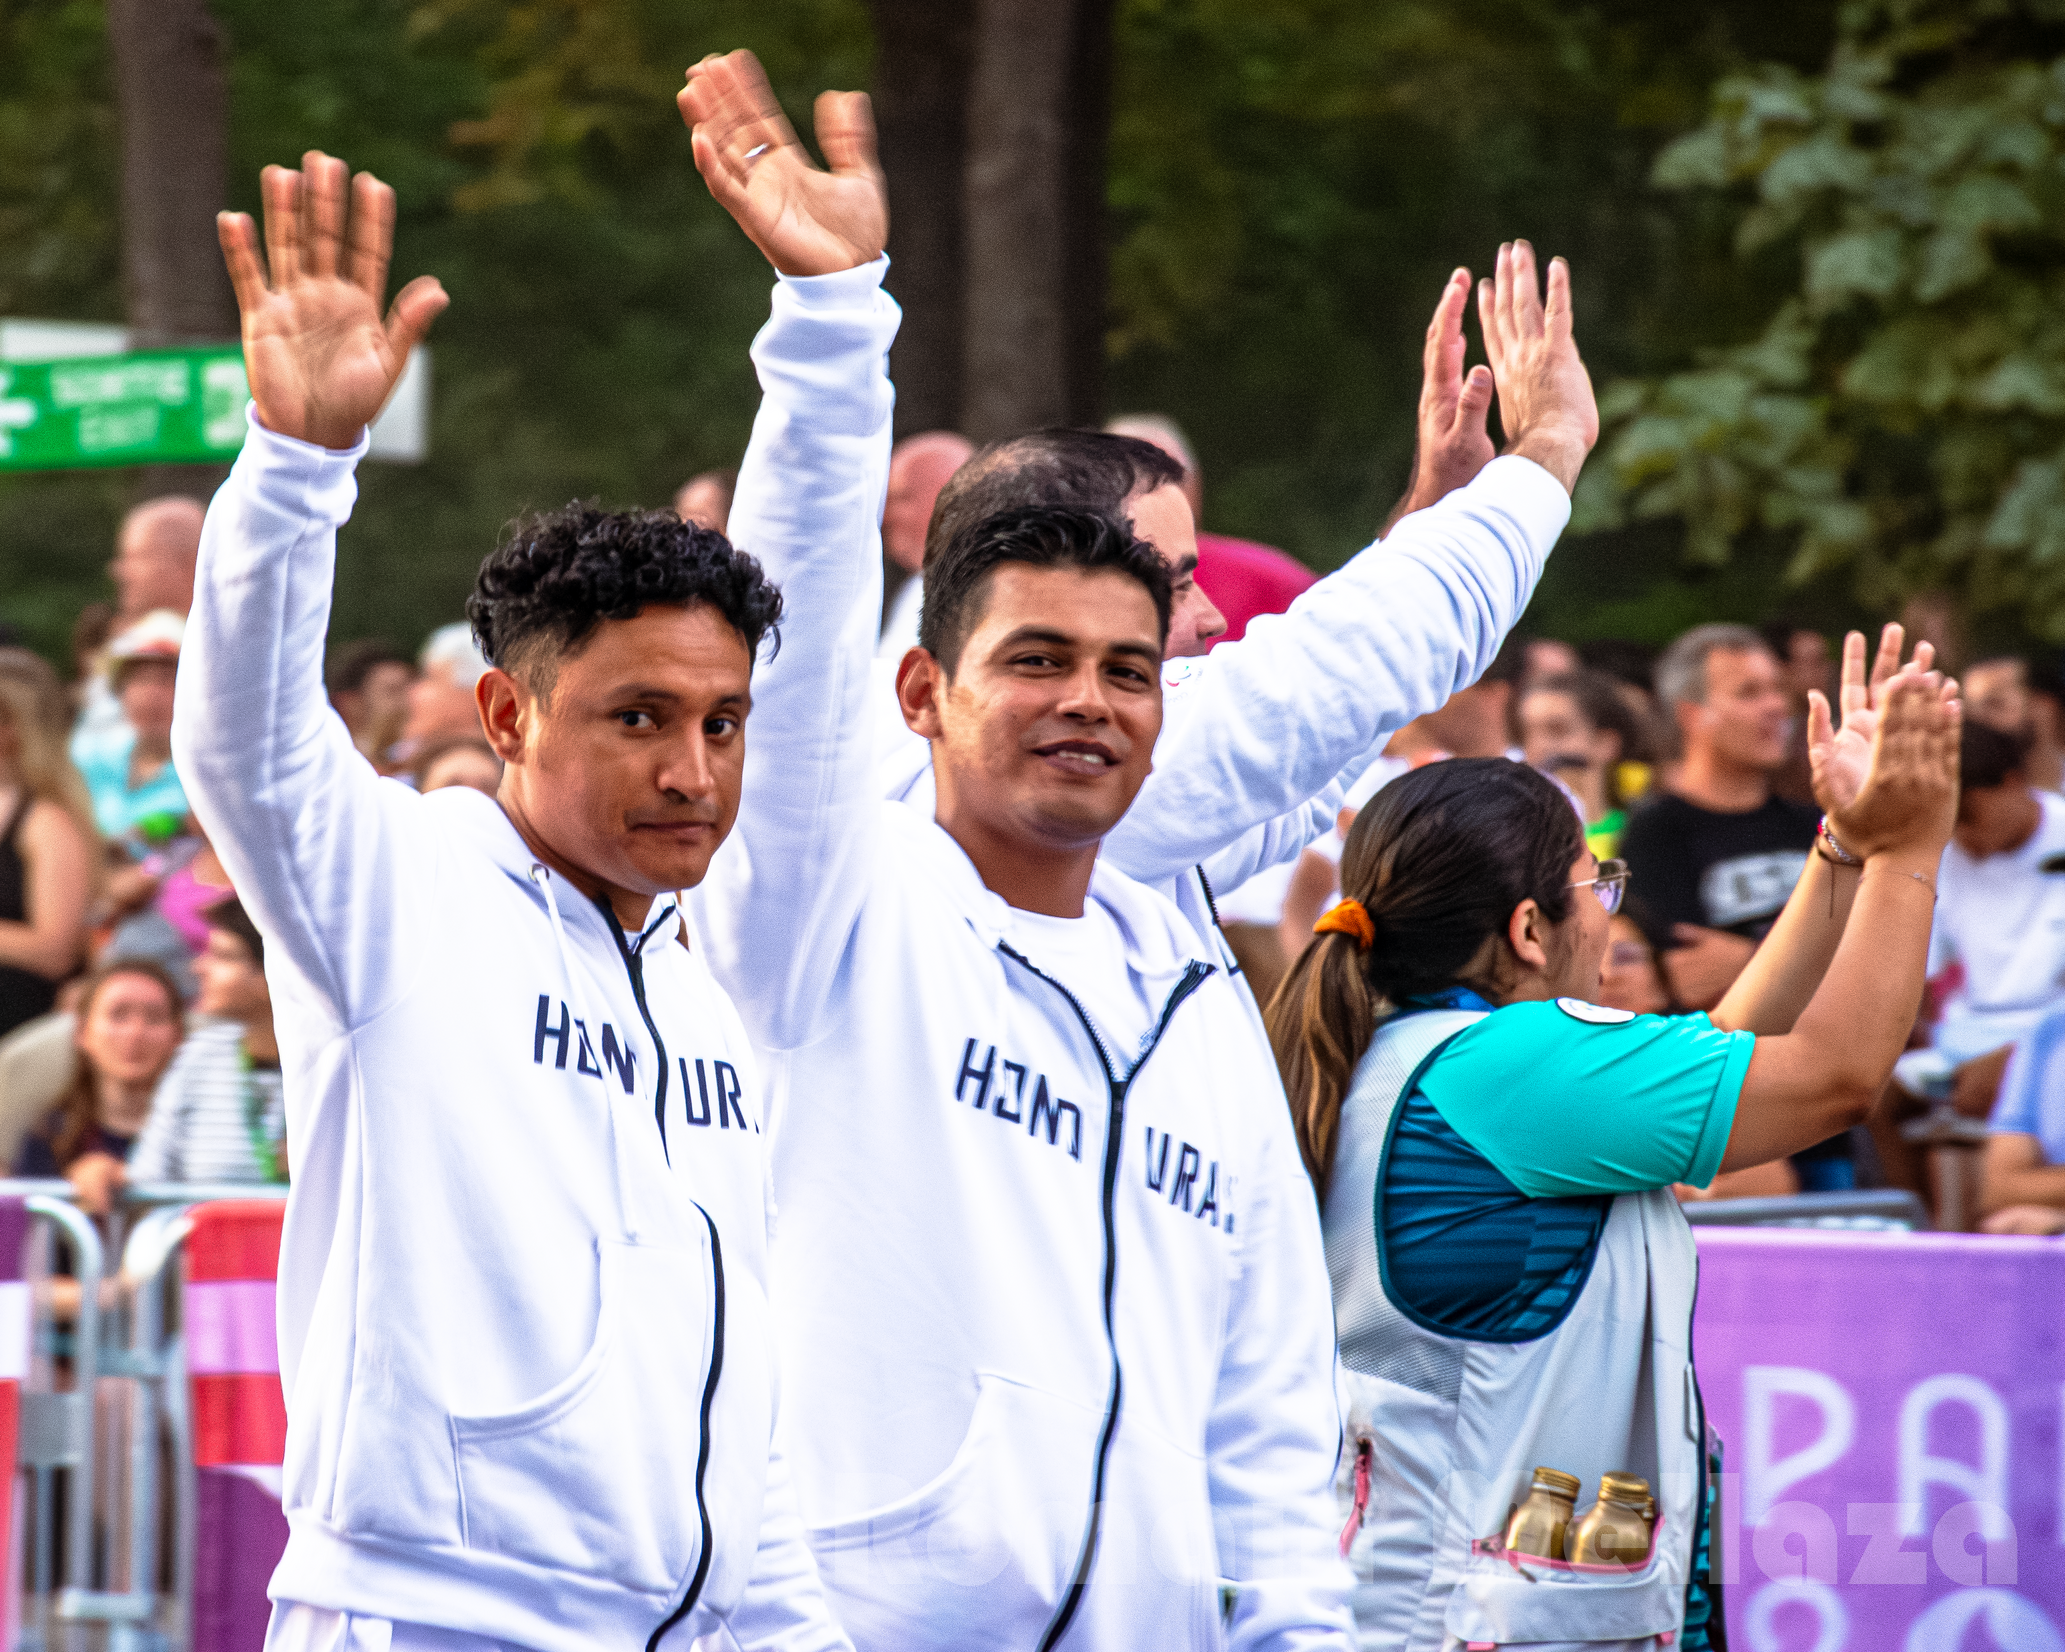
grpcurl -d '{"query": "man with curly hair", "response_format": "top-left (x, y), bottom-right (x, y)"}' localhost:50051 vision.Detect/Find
top-left (174, 153), bottom-right (856, 1651)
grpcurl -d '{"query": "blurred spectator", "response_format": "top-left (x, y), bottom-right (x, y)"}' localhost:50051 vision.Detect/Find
top-left (1517, 669), bottom-right (1647, 857)
top-left (126, 897), bottom-right (284, 1185)
top-left (1596, 906), bottom-right (1672, 1017)
top-left (76, 498), bottom-right (204, 745)
top-left (68, 603), bottom-right (116, 716)
top-left (1981, 1010), bottom-right (2065, 1235)
top-left (13, 960), bottom-right (184, 1214)
top-left (1888, 722), bottom-right (2065, 1127)
top-left (69, 611), bottom-right (187, 838)
top-left (0, 651), bottom-right (97, 1037)
top-left (1621, 624), bottom-right (1815, 1011)
top-left (1965, 655), bottom-right (2065, 793)
top-left (327, 639), bottom-right (415, 773)
top-left (1106, 413), bottom-right (1312, 645)
top-left (877, 431), bottom-right (975, 658)
top-left (0, 1008), bottom-right (81, 1167)
top-left (412, 733), bottom-right (502, 796)
top-left (399, 622), bottom-right (490, 758)
top-left (1760, 619), bottom-right (1834, 806)
top-left (100, 817), bottom-right (233, 1004)
top-left (1520, 636), bottom-right (1580, 689)
top-left (1578, 637), bottom-right (1666, 799)
top-left (674, 468), bottom-right (736, 533)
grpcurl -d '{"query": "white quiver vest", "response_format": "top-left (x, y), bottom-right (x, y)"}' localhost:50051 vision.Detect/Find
top-left (1325, 1009), bottom-right (1706, 1652)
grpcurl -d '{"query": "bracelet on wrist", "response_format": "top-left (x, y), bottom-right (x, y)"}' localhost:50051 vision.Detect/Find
top-left (1817, 815), bottom-right (1864, 867)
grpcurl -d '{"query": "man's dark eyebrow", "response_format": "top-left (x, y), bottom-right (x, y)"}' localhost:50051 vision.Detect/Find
top-left (1169, 552), bottom-right (1200, 579)
top-left (1106, 639), bottom-right (1162, 664)
top-left (607, 683), bottom-right (751, 708)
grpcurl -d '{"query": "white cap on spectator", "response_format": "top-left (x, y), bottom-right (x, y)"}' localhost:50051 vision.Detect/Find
top-left (419, 622), bottom-right (490, 690)
top-left (107, 608), bottom-right (186, 664)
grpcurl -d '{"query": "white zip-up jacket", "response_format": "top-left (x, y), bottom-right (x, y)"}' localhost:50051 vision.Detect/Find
top-left (696, 261), bottom-right (1354, 1651)
top-left (174, 417), bottom-right (851, 1652)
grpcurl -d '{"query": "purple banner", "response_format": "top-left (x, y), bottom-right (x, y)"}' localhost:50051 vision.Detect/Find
top-left (1693, 1227), bottom-right (2065, 1651)
top-left (193, 1466), bottom-right (287, 1652)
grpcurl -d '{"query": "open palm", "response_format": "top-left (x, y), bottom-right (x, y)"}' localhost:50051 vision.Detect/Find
top-left (218, 154), bottom-right (447, 450)
top-left (1808, 623), bottom-right (1956, 824)
top-left (679, 51), bottom-right (886, 278)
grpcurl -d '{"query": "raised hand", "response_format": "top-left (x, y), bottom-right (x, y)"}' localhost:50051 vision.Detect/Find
top-left (679, 50), bottom-right (886, 278)
top-left (1477, 241), bottom-right (1598, 494)
top-left (1817, 660), bottom-right (1962, 864)
top-left (217, 154), bottom-right (448, 451)
top-left (1387, 269), bottom-right (1497, 525)
top-left (1807, 623), bottom-right (1956, 825)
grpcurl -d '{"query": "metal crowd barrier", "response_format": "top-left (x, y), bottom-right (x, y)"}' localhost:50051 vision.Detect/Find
top-left (1677, 1187), bottom-right (1931, 1231)
top-left (0, 1181), bottom-right (287, 1652)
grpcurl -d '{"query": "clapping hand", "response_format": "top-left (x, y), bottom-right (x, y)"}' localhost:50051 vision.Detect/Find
top-left (1478, 241), bottom-right (1597, 494)
top-left (679, 51), bottom-right (886, 278)
top-left (1809, 625), bottom-right (1961, 861)
top-left (1808, 624), bottom-right (1960, 843)
top-left (216, 154), bottom-right (448, 451)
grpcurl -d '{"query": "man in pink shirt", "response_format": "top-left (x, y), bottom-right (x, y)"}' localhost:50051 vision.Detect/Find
top-left (1106, 412), bottom-right (1314, 644)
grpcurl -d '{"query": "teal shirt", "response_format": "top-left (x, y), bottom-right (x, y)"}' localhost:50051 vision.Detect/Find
top-left (70, 724), bottom-right (188, 839)
top-left (1416, 998), bottom-right (1752, 1197)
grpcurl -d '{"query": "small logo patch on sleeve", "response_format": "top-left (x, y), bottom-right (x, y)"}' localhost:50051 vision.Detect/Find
top-left (1556, 997), bottom-right (1636, 1025)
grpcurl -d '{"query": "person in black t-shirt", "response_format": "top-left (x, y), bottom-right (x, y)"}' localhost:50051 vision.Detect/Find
top-left (1623, 624), bottom-right (1820, 1009)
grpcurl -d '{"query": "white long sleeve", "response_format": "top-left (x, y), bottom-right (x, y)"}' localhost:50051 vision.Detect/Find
top-left (172, 414), bottom-right (433, 1034)
top-left (1100, 456), bottom-right (1571, 885)
top-left (695, 260), bottom-right (900, 1053)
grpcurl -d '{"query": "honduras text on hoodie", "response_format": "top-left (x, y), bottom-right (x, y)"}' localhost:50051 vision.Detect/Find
top-left (175, 412), bottom-right (851, 1652)
top-left (693, 259), bottom-right (1356, 1652)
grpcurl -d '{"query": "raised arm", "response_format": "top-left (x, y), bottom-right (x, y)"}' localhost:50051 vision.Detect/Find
top-left (1718, 671), bottom-right (1961, 1170)
top-left (677, 52), bottom-right (900, 1052)
top-left (173, 155), bottom-right (447, 1026)
top-left (1098, 244), bottom-right (1598, 885)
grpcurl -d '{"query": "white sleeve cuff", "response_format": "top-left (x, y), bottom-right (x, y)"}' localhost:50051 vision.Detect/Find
top-left (775, 254), bottom-right (891, 310)
top-left (1470, 452), bottom-right (1574, 534)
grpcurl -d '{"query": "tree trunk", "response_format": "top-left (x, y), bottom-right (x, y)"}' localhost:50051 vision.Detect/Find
top-left (959, 0), bottom-right (1114, 444)
top-left (106, 0), bottom-right (236, 498)
top-left (864, 0), bottom-right (975, 439)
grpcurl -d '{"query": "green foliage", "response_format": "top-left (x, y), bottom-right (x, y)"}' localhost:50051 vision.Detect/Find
top-left (1581, 0), bottom-right (2065, 638)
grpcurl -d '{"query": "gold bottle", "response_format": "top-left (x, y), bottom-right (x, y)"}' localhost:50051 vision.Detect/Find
top-left (1503, 1467), bottom-right (1580, 1560)
top-left (1568, 1472), bottom-right (1654, 1565)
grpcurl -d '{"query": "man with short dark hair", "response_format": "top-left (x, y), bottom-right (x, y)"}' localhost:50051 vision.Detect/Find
top-left (180, 147), bottom-right (852, 1652)
top-left (683, 51), bottom-right (1355, 1651)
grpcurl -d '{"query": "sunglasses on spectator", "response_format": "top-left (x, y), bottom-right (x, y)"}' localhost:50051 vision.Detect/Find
top-left (1568, 858), bottom-right (1629, 915)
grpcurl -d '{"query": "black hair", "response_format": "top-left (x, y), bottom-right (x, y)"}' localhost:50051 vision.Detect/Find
top-left (326, 637), bottom-right (412, 696)
top-left (204, 894), bottom-right (265, 970)
top-left (1578, 638), bottom-right (1658, 693)
top-left (925, 430), bottom-right (1186, 572)
top-left (1266, 758), bottom-right (1585, 1190)
top-left (466, 503), bottom-right (783, 691)
top-left (918, 506), bottom-right (1173, 676)
top-left (1961, 719), bottom-right (2031, 791)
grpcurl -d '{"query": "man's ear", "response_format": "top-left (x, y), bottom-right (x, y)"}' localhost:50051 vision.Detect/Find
top-left (1506, 897), bottom-right (1550, 972)
top-left (477, 668), bottom-right (529, 763)
top-left (897, 646), bottom-right (949, 740)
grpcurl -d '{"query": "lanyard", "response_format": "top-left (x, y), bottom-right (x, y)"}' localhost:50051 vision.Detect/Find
top-left (239, 1042), bottom-right (286, 1184)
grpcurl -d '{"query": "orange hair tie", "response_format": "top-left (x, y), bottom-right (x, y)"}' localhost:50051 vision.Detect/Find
top-left (1314, 898), bottom-right (1375, 950)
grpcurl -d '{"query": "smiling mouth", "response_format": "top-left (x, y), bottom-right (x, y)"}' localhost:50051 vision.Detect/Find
top-left (1033, 740), bottom-right (1120, 774)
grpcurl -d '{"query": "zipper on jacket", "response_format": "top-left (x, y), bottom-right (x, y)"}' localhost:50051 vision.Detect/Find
top-left (585, 894), bottom-right (727, 1644)
top-left (594, 892), bottom-right (676, 1159)
top-left (997, 945), bottom-right (1213, 1652)
top-left (647, 1205), bottom-right (728, 1652)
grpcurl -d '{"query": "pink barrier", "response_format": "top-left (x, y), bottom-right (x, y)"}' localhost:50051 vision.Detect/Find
top-left (186, 1202), bottom-right (288, 1652)
top-left (0, 1199), bottom-right (27, 1652)
top-left (1693, 1226), bottom-right (2065, 1650)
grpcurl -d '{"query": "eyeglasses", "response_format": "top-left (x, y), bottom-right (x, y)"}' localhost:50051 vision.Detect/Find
top-left (1568, 858), bottom-right (1629, 915)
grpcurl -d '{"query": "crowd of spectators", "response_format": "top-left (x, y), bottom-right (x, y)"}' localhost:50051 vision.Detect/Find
top-left (4, 429), bottom-right (2064, 1241)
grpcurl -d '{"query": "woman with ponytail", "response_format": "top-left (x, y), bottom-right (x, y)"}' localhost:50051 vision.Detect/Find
top-left (1266, 627), bottom-right (1960, 1652)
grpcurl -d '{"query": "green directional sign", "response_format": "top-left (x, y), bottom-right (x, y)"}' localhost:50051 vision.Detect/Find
top-left (0, 347), bottom-right (249, 472)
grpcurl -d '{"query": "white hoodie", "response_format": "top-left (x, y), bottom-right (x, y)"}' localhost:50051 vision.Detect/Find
top-left (696, 261), bottom-right (1354, 1651)
top-left (174, 417), bottom-right (850, 1652)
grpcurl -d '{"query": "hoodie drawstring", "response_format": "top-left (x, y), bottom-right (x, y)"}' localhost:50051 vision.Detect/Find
top-left (531, 863), bottom-right (644, 1242)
